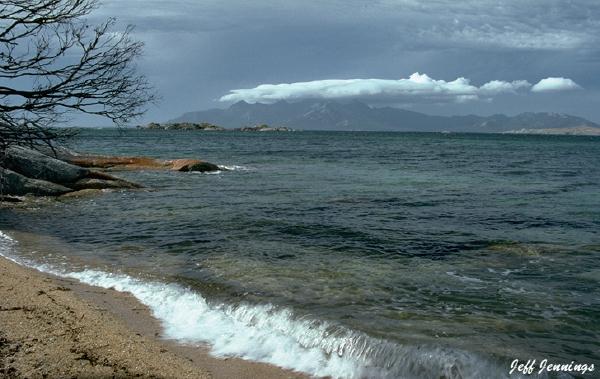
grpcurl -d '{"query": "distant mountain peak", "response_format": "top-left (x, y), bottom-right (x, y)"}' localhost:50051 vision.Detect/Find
top-left (169, 100), bottom-right (599, 134)
top-left (230, 100), bottom-right (251, 109)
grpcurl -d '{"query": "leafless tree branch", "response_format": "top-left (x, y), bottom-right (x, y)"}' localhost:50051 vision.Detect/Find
top-left (0, 0), bottom-right (156, 151)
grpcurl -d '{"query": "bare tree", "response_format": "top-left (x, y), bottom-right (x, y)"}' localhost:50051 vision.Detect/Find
top-left (0, 0), bottom-right (155, 151)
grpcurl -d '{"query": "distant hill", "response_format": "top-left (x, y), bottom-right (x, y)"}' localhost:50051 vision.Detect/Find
top-left (143, 122), bottom-right (225, 131)
top-left (503, 126), bottom-right (600, 136)
top-left (169, 100), bottom-right (600, 134)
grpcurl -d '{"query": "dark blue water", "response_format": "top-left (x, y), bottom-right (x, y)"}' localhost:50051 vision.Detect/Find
top-left (1, 130), bottom-right (599, 378)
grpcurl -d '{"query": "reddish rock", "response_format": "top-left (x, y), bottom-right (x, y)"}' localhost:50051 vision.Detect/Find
top-left (68, 156), bottom-right (221, 172)
top-left (69, 156), bottom-right (168, 170)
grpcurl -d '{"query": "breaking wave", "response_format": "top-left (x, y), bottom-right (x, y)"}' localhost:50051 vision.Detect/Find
top-left (0, 230), bottom-right (517, 379)
top-left (218, 164), bottom-right (254, 171)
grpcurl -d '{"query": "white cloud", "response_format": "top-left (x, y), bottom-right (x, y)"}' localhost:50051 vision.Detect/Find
top-left (480, 80), bottom-right (532, 95)
top-left (531, 77), bottom-right (581, 93)
top-left (219, 73), bottom-right (532, 104)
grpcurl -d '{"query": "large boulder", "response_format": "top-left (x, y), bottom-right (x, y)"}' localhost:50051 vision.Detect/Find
top-left (68, 155), bottom-right (168, 170)
top-left (0, 146), bottom-right (143, 198)
top-left (0, 168), bottom-right (72, 196)
top-left (2, 146), bottom-right (89, 185)
top-left (36, 145), bottom-right (82, 161)
top-left (68, 155), bottom-right (222, 172)
top-left (169, 159), bottom-right (221, 172)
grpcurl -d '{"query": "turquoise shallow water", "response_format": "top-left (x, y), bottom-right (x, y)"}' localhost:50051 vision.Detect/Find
top-left (1, 130), bottom-right (599, 378)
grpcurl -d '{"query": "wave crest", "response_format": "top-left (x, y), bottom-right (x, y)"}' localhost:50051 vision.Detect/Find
top-left (0, 230), bottom-right (516, 379)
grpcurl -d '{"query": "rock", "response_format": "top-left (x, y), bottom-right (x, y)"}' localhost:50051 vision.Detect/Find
top-left (0, 145), bottom-right (219, 199)
top-left (68, 155), bottom-right (221, 172)
top-left (60, 189), bottom-right (104, 198)
top-left (67, 156), bottom-right (168, 170)
top-left (70, 171), bottom-right (141, 190)
top-left (71, 177), bottom-right (140, 190)
top-left (169, 159), bottom-right (197, 170)
top-left (35, 145), bottom-right (82, 161)
top-left (0, 168), bottom-right (72, 196)
top-left (0, 146), bottom-right (142, 196)
top-left (2, 146), bottom-right (89, 185)
top-left (180, 162), bottom-right (221, 172)
top-left (169, 159), bottom-right (221, 172)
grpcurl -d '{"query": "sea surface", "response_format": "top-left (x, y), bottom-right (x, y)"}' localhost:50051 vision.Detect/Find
top-left (1, 129), bottom-right (599, 378)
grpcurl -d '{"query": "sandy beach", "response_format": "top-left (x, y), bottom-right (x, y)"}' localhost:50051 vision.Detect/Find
top-left (0, 256), bottom-right (305, 379)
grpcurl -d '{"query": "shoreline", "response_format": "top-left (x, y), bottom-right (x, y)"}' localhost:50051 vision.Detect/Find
top-left (0, 255), bottom-right (306, 378)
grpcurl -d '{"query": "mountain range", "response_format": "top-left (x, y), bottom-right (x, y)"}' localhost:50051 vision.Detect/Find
top-left (169, 100), bottom-right (600, 134)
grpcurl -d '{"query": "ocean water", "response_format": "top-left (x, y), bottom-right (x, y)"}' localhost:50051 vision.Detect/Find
top-left (1, 129), bottom-right (599, 378)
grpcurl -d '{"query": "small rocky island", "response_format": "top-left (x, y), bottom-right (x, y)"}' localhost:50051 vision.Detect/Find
top-left (235, 124), bottom-right (293, 132)
top-left (141, 122), bottom-right (225, 131)
top-left (139, 122), bottom-right (292, 132)
top-left (502, 126), bottom-right (600, 136)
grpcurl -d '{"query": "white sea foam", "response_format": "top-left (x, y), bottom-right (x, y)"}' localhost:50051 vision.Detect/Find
top-left (218, 164), bottom-right (254, 171)
top-left (190, 165), bottom-right (253, 175)
top-left (0, 231), bottom-right (18, 257)
top-left (0, 230), bottom-right (517, 379)
top-left (0, 230), bottom-right (12, 242)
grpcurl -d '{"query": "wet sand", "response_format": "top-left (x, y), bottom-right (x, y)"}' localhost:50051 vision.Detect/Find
top-left (0, 256), bottom-right (306, 378)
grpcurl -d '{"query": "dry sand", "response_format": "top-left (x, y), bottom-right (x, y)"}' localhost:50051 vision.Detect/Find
top-left (0, 256), bottom-right (306, 379)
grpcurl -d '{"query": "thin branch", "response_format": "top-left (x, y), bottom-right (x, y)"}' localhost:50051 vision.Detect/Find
top-left (0, 0), bottom-right (156, 151)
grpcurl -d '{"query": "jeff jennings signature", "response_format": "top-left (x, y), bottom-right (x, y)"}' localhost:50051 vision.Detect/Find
top-left (510, 359), bottom-right (595, 376)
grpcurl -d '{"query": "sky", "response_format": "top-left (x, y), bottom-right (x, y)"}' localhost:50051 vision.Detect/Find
top-left (90, 0), bottom-right (600, 124)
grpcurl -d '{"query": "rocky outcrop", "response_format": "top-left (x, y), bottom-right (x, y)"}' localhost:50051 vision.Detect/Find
top-left (68, 156), bottom-right (222, 173)
top-left (0, 146), bottom-right (141, 197)
top-left (68, 156), bottom-right (168, 170)
top-left (36, 145), bottom-right (82, 162)
top-left (2, 146), bottom-right (89, 185)
top-left (0, 145), bottom-right (222, 198)
top-left (0, 168), bottom-right (73, 196)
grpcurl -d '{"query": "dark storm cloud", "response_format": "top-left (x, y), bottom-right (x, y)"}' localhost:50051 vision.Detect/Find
top-left (90, 0), bottom-right (600, 123)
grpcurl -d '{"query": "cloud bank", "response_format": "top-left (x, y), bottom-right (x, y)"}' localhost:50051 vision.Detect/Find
top-left (219, 73), bottom-right (578, 104)
top-left (531, 77), bottom-right (582, 93)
